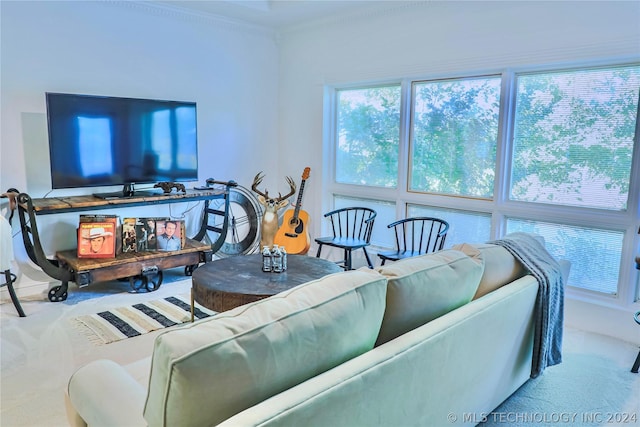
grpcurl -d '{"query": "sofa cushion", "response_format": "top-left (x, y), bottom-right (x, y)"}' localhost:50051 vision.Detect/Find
top-left (452, 243), bottom-right (527, 300)
top-left (143, 268), bottom-right (388, 427)
top-left (374, 249), bottom-right (483, 346)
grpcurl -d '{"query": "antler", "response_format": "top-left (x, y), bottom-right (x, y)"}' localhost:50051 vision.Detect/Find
top-left (251, 173), bottom-right (296, 202)
top-left (251, 172), bottom-right (268, 198)
top-left (276, 176), bottom-right (296, 202)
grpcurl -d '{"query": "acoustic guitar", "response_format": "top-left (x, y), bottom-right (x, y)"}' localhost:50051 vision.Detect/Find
top-left (274, 167), bottom-right (311, 254)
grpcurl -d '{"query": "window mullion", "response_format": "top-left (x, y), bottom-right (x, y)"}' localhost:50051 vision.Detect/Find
top-left (397, 78), bottom-right (412, 218)
top-left (494, 71), bottom-right (516, 204)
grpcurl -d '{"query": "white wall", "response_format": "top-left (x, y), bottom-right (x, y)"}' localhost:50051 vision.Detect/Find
top-left (1, 1), bottom-right (281, 293)
top-left (276, 1), bottom-right (640, 343)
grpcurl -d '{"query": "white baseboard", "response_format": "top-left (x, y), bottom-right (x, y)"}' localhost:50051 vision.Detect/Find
top-left (565, 298), bottom-right (640, 346)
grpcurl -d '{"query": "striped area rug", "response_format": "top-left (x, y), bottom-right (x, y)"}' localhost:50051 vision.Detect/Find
top-left (72, 294), bottom-right (216, 345)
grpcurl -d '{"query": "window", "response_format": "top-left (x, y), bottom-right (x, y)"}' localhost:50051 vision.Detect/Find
top-left (506, 219), bottom-right (623, 295)
top-left (407, 204), bottom-right (491, 245)
top-left (333, 195), bottom-right (396, 248)
top-left (327, 63), bottom-right (640, 302)
top-left (336, 86), bottom-right (400, 187)
top-left (511, 67), bottom-right (639, 210)
top-left (411, 76), bottom-right (501, 198)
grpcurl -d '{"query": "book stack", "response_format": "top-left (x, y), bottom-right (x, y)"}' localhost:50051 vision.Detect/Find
top-left (77, 215), bottom-right (117, 258)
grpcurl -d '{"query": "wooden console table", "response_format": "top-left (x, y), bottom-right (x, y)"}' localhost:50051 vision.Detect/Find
top-left (15, 183), bottom-right (236, 302)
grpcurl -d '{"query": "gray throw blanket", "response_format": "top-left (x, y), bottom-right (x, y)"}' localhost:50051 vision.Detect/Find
top-left (489, 232), bottom-right (564, 378)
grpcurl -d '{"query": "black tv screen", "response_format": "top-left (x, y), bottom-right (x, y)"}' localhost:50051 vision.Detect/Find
top-left (46, 93), bottom-right (198, 191)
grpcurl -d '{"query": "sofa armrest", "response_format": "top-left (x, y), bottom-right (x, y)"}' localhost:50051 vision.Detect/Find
top-left (66, 359), bottom-right (146, 427)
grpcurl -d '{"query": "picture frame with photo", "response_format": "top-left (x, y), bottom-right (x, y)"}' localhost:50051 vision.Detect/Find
top-left (155, 219), bottom-right (184, 251)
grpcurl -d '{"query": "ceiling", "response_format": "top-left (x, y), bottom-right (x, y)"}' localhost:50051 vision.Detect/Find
top-left (149, 0), bottom-right (396, 30)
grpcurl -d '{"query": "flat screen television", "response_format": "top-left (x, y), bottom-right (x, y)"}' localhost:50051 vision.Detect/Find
top-left (46, 92), bottom-right (198, 198)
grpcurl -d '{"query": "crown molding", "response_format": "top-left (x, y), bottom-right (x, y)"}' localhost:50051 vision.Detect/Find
top-left (104, 1), bottom-right (428, 40)
top-left (103, 0), bottom-right (277, 38)
top-left (278, 1), bottom-right (429, 36)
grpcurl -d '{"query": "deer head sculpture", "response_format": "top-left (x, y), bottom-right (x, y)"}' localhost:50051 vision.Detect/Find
top-left (251, 172), bottom-right (296, 250)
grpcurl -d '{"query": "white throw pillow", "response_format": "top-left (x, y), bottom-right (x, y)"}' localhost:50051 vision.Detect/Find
top-left (374, 249), bottom-right (483, 346)
top-left (143, 268), bottom-right (388, 427)
top-left (452, 243), bottom-right (527, 300)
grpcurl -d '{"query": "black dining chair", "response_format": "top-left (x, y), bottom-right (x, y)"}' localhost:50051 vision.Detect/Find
top-left (315, 207), bottom-right (377, 270)
top-left (377, 217), bottom-right (449, 265)
top-left (632, 311), bottom-right (640, 373)
top-left (1, 213), bottom-right (25, 317)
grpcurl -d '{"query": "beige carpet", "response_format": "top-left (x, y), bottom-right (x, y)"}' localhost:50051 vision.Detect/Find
top-left (1, 272), bottom-right (195, 427)
top-left (2, 273), bottom-right (639, 426)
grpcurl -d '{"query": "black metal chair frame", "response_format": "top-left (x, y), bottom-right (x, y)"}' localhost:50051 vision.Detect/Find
top-left (633, 252), bottom-right (639, 373)
top-left (1, 269), bottom-right (25, 317)
top-left (1, 189), bottom-right (26, 317)
top-left (378, 216), bottom-right (449, 266)
top-left (632, 311), bottom-right (640, 373)
top-left (315, 207), bottom-right (377, 270)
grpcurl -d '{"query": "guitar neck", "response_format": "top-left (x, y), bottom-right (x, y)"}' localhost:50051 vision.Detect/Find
top-left (292, 180), bottom-right (306, 220)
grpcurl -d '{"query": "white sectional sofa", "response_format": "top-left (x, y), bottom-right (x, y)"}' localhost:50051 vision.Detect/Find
top-left (65, 236), bottom-right (568, 427)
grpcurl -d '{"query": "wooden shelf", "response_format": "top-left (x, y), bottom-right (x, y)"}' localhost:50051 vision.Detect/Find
top-left (22, 189), bottom-right (225, 215)
top-left (56, 238), bottom-right (210, 271)
top-left (55, 239), bottom-right (212, 286)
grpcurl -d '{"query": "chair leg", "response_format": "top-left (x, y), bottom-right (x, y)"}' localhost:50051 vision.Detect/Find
top-left (632, 349), bottom-right (640, 373)
top-left (316, 244), bottom-right (323, 258)
top-left (344, 249), bottom-right (351, 270)
top-left (3, 269), bottom-right (25, 317)
top-left (362, 247), bottom-right (374, 269)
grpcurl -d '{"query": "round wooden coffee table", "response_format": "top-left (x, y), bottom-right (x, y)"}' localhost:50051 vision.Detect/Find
top-left (191, 254), bottom-right (342, 315)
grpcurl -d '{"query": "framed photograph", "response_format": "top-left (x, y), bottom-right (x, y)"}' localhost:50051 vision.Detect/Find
top-left (155, 220), bottom-right (183, 251)
top-left (77, 222), bottom-right (116, 258)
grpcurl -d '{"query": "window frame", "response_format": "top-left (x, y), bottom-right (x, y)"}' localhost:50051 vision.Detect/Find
top-left (324, 61), bottom-right (640, 310)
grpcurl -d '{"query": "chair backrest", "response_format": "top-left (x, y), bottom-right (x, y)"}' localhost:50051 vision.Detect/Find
top-left (324, 207), bottom-right (377, 243)
top-left (388, 217), bottom-right (449, 255)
